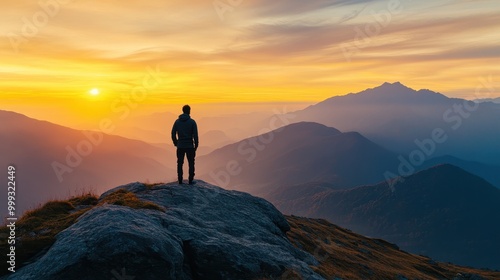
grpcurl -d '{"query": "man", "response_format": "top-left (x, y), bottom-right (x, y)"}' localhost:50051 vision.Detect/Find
top-left (171, 105), bottom-right (199, 185)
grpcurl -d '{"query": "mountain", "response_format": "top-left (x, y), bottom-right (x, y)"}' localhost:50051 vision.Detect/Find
top-left (0, 110), bottom-right (176, 215)
top-left (197, 111), bottom-right (276, 141)
top-left (110, 111), bottom-right (177, 144)
top-left (198, 121), bottom-right (500, 195)
top-left (287, 216), bottom-right (500, 280)
top-left (199, 130), bottom-right (233, 148)
top-left (474, 97), bottom-right (500, 104)
top-left (197, 122), bottom-right (401, 194)
top-left (0, 181), bottom-right (322, 280)
top-left (422, 155), bottom-right (500, 188)
top-left (111, 110), bottom-right (272, 148)
top-left (2, 180), bottom-right (498, 279)
top-left (269, 164), bottom-right (500, 270)
top-left (196, 130), bottom-right (234, 155)
top-left (289, 82), bottom-right (500, 165)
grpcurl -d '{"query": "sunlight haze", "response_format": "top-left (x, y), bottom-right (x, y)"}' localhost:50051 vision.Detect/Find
top-left (1, 0), bottom-right (499, 125)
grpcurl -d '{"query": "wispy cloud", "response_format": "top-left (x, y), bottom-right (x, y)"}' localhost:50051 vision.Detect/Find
top-left (0, 0), bottom-right (499, 112)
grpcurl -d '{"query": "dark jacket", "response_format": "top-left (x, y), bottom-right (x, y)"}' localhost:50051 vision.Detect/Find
top-left (171, 114), bottom-right (199, 149)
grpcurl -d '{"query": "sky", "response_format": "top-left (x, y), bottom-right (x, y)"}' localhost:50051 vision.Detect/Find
top-left (1, 0), bottom-right (499, 126)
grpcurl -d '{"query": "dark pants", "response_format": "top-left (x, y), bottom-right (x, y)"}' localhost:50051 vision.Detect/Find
top-left (177, 148), bottom-right (195, 182)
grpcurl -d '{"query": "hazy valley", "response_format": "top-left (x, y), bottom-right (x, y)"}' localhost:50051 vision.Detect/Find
top-left (3, 82), bottom-right (500, 271)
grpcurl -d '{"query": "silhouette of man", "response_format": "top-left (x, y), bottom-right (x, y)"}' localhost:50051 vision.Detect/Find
top-left (171, 105), bottom-right (199, 185)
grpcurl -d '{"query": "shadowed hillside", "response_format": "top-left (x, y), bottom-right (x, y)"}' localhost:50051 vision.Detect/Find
top-left (0, 110), bottom-right (176, 215)
top-left (287, 216), bottom-right (500, 280)
top-left (271, 164), bottom-right (500, 270)
top-left (198, 122), bottom-right (400, 194)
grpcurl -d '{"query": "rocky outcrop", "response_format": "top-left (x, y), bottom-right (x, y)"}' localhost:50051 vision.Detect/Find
top-left (5, 181), bottom-right (322, 280)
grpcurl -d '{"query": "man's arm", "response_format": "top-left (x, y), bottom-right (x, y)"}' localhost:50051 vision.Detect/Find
top-left (193, 121), bottom-right (199, 150)
top-left (171, 121), bottom-right (178, 146)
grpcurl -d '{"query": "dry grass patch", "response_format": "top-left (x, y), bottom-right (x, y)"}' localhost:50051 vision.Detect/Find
top-left (0, 194), bottom-right (98, 276)
top-left (98, 189), bottom-right (164, 211)
top-left (143, 182), bottom-right (164, 189)
top-left (285, 216), bottom-right (500, 280)
top-left (0, 188), bottom-right (163, 276)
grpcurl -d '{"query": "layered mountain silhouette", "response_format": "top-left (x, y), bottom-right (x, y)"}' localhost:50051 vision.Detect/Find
top-left (199, 122), bottom-right (500, 194)
top-left (270, 164), bottom-right (500, 269)
top-left (197, 111), bottom-right (276, 142)
top-left (421, 155), bottom-right (500, 188)
top-left (474, 97), bottom-right (500, 104)
top-left (1, 180), bottom-right (498, 279)
top-left (288, 82), bottom-right (500, 165)
top-left (111, 110), bottom-right (270, 152)
top-left (198, 122), bottom-right (401, 194)
top-left (4, 82), bottom-right (500, 275)
top-left (0, 110), bottom-right (176, 214)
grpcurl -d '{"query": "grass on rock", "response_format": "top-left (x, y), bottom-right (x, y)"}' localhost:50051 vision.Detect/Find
top-left (0, 186), bottom-right (163, 276)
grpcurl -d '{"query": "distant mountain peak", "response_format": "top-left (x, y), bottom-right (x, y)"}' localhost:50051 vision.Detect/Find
top-left (367, 82), bottom-right (450, 101)
top-left (381, 81), bottom-right (404, 87)
top-left (368, 81), bottom-right (416, 94)
top-left (310, 82), bottom-right (449, 108)
top-left (390, 163), bottom-right (499, 196)
top-left (283, 121), bottom-right (340, 133)
top-left (401, 163), bottom-right (471, 179)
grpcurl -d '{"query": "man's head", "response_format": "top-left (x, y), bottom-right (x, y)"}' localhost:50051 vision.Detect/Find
top-left (182, 105), bottom-right (191, 115)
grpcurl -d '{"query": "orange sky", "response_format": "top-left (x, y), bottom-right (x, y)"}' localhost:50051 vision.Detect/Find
top-left (1, 0), bottom-right (499, 126)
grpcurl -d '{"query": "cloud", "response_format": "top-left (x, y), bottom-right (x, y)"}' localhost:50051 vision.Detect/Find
top-left (240, 0), bottom-right (380, 18)
top-left (0, 0), bottom-right (499, 105)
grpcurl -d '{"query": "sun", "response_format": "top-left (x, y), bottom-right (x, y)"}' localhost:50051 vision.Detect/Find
top-left (89, 88), bottom-right (100, 96)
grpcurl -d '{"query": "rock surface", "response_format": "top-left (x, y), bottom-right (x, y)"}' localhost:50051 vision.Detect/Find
top-left (5, 181), bottom-right (322, 280)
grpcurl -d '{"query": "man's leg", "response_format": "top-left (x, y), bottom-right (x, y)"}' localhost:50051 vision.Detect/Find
top-left (187, 148), bottom-right (196, 184)
top-left (177, 148), bottom-right (186, 184)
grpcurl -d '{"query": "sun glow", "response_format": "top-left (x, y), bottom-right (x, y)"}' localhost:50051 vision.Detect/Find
top-left (89, 88), bottom-right (100, 96)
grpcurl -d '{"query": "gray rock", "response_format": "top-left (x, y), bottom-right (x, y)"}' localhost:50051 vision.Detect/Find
top-left (4, 181), bottom-right (323, 280)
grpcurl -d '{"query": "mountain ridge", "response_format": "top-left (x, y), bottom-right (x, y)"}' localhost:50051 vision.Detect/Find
top-left (270, 164), bottom-right (500, 270)
top-left (0, 109), bottom-right (176, 215)
top-left (198, 121), bottom-right (399, 193)
top-left (312, 82), bottom-right (450, 106)
top-left (1, 180), bottom-right (499, 280)
top-left (288, 82), bottom-right (500, 165)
